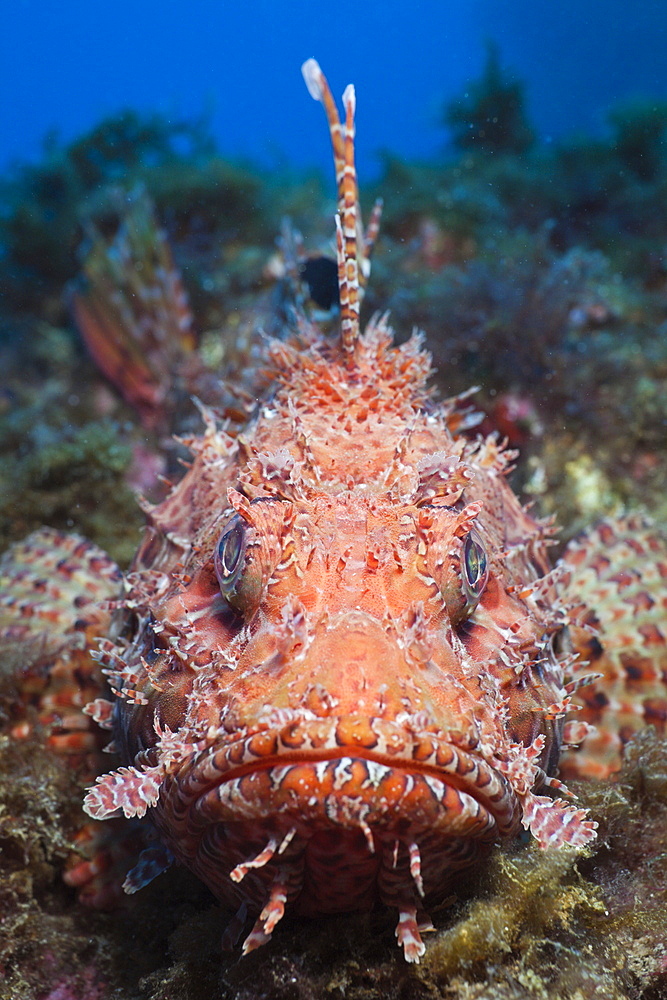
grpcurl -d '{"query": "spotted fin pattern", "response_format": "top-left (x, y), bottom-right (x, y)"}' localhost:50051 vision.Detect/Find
top-left (0, 528), bottom-right (121, 754)
top-left (557, 515), bottom-right (667, 780)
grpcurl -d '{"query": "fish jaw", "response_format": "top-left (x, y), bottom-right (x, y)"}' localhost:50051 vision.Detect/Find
top-left (153, 732), bottom-right (522, 917)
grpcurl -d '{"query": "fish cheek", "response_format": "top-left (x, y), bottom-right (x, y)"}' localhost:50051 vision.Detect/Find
top-left (119, 683), bottom-right (189, 761)
top-left (153, 687), bottom-right (188, 734)
top-left (505, 684), bottom-right (562, 773)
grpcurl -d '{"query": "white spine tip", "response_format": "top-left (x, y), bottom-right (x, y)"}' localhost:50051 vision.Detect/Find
top-left (342, 83), bottom-right (356, 114)
top-left (301, 58), bottom-right (323, 101)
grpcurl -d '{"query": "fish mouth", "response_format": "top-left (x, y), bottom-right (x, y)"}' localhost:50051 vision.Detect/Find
top-left (157, 716), bottom-right (522, 852)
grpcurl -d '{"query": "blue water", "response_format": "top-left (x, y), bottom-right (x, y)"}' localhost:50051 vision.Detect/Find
top-left (2, 0), bottom-right (667, 179)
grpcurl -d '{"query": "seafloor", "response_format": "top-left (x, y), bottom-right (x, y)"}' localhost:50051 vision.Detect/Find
top-left (1, 59), bottom-right (666, 999)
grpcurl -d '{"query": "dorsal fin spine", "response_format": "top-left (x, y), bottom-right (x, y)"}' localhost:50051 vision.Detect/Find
top-left (340, 83), bottom-right (360, 353)
top-left (301, 58), bottom-right (362, 356)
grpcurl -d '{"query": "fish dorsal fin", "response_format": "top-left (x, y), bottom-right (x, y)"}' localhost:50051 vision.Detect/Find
top-left (301, 58), bottom-right (382, 359)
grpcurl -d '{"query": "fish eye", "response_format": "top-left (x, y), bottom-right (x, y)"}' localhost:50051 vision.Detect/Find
top-left (418, 506), bottom-right (490, 625)
top-left (462, 531), bottom-right (488, 602)
top-left (214, 518), bottom-right (247, 594)
top-left (212, 506), bottom-right (277, 618)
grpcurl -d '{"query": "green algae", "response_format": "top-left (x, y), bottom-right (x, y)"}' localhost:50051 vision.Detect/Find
top-left (410, 732), bottom-right (667, 1000)
top-left (0, 391), bottom-right (141, 565)
top-left (0, 110), bottom-right (269, 326)
top-left (0, 733), bottom-right (108, 1000)
top-left (608, 99), bottom-right (667, 182)
top-left (373, 53), bottom-right (667, 284)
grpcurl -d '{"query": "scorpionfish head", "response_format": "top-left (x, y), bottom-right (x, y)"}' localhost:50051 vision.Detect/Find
top-left (88, 326), bottom-right (595, 962)
top-left (84, 60), bottom-right (597, 961)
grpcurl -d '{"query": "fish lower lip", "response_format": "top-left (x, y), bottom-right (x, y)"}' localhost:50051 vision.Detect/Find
top-left (161, 737), bottom-right (522, 843)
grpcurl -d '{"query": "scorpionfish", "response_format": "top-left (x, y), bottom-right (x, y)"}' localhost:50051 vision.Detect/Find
top-left (2, 59), bottom-right (667, 964)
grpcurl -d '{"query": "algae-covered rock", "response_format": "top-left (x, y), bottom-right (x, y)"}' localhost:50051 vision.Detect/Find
top-left (413, 732), bottom-right (667, 1000)
top-left (0, 733), bottom-right (108, 1000)
top-left (0, 412), bottom-right (141, 565)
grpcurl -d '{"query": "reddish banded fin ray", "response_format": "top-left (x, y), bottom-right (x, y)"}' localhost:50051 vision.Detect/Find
top-left (302, 58), bottom-right (381, 356)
